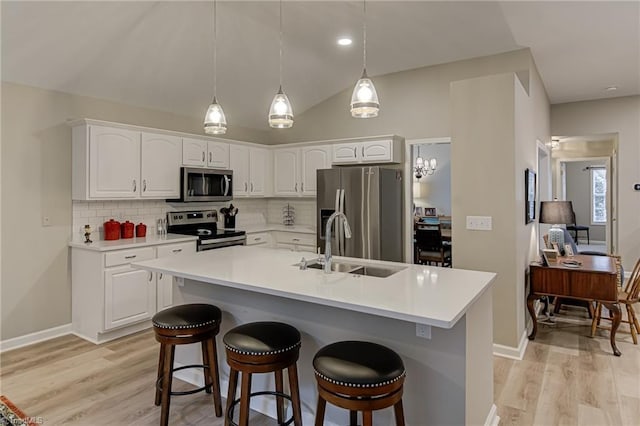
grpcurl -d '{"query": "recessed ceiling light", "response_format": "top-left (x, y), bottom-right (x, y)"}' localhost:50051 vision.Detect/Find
top-left (605, 86), bottom-right (618, 92)
top-left (337, 37), bottom-right (352, 46)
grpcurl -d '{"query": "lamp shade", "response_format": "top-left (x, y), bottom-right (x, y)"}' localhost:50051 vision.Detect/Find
top-left (539, 201), bottom-right (573, 225)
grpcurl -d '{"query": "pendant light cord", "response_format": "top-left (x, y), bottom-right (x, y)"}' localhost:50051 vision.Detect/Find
top-left (213, 0), bottom-right (218, 98)
top-left (279, 0), bottom-right (283, 88)
top-left (363, 0), bottom-right (367, 73)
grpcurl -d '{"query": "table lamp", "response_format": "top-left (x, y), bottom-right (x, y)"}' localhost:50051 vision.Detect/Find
top-left (539, 201), bottom-right (573, 248)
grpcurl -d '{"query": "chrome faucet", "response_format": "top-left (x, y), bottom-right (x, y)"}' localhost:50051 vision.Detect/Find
top-left (324, 212), bottom-right (352, 273)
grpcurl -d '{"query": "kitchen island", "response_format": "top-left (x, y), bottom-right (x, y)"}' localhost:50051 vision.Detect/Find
top-left (133, 246), bottom-right (497, 425)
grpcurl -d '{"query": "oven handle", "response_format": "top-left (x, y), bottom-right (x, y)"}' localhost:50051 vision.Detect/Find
top-left (199, 236), bottom-right (246, 245)
top-left (223, 175), bottom-right (230, 196)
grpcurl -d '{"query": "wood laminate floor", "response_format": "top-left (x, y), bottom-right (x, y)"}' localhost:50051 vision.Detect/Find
top-left (1, 305), bottom-right (638, 425)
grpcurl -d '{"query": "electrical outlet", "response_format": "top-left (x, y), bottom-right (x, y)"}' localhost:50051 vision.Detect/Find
top-left (415, 323), bottom-right (431, 339)
top-left (466, 215), bottom-right (492, 231)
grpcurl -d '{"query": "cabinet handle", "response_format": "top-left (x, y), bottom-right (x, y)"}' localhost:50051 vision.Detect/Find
top-left (244, 182), bottom-right (248, 191)
top-left (353, 147), bottom-right (357, 156)
top-left (132, 179), bottom-right (137, 192)
top-left (148, 271), bottom-right (153, 281)
top-left (202, 152), bottom-right (205, 161)
top-left (255, 237), bottom-right (262, 241)
top-left (251, 182), bottom-right (254, 192)
top-left (295, 183), bottom-right (298, 192)
top-left (125, 255), bottom-right (137, 259)
top-left (143, 179), bottom-right (147, 192)
top-left (172, 248), bottom-right (182, 253)
top-left (362, 146), bottom-right (365, 157)
top-left (301, 182), bottom-right (304, 192)
top-left (292, 238), bottom-right (300, 242)
top-left (159, 273), bottom-right (163, 280)
top-left (209, 152), bottom-right (212, 163)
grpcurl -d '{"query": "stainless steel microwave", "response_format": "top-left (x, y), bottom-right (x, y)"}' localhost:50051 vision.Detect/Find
top-left (170, 167), bottom-right (233, 202)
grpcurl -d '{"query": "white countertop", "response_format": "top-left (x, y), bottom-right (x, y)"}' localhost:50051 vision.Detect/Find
top-left (240, 224), bottom-right (315, 234)
top-left (68, 234), bottom-right (198, 251)
top-left (132, 246), bottom-right (495, 329)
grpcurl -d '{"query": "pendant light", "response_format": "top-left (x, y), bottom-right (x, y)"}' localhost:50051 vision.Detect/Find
top-left (350, 0), bottom-right (379, 118)
top-left (269, 0), bottom-right (294, 128)
top-left (204, 0), bottom-right (227, 135)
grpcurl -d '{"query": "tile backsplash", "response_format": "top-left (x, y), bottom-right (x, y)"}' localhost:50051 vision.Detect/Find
top-left (72, 197), bottom-right (316, 240)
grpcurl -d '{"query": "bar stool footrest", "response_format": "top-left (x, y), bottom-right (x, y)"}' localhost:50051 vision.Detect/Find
top-left (156, 364), bottom-right (212, 396)
top-left (227, 391), bottom-right (295, 426)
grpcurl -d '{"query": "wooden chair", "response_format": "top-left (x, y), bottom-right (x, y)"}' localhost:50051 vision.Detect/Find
top-left (566, 209), bottom-right (590, 244)
top-left (415, 224), bottom-right (451, 267)
top-left (591, 257), bottom-right (640, 344)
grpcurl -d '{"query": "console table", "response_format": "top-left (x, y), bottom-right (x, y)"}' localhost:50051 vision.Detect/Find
top-left (528, 254), bottom-right (621, 356)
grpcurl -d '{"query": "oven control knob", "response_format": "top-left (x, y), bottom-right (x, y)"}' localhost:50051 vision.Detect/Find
top-left (179, 215), bottom-right (184, 219)
top-left (173, 215), bottom-right (178, 220)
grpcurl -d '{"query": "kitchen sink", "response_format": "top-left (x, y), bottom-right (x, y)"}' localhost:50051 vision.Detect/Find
top-left (298, 260), bottom-right (405, 278)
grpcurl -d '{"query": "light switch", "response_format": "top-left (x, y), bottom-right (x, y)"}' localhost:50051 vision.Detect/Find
top-left (466, 216), bottom-right (492, 231)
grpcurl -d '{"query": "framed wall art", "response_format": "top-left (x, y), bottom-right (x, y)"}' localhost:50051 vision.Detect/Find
top-left (525, 168), bottom-right (536, 224)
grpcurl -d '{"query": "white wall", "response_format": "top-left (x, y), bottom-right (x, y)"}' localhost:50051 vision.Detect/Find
top-left (412, 143), bottom-right (451, 215)
top-left (551, 96), bottom-right (640, 270)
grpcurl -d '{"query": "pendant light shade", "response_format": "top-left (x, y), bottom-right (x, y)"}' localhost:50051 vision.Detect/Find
top-left (351, 0), bottom-right (379, 118)
top-left (204, 96), bottom-right (227, 134)
top-left (269, 86), bottom-right (294, 128)
top-left (203, 0), bottom-right (227, 135)
top-left (269, 0), bottom-right (294, 128)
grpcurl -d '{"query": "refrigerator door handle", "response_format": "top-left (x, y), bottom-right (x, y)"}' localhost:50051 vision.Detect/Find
top-left (361, 168), bottom-right (367, 258)
top-left (339, 188), bottom-right (345, 255)
top-left (366, 167), bottom-right (373, 258)
top-left (334, 188), bottom-right (340, 252)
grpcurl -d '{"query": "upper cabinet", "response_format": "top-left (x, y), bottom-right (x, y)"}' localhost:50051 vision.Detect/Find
top-left (230, 145), bottom-right (270, 197)
top-left (332, 138), bottom-right (403, 165)
top-left (73, 124), bottom-right (180, 200)
top-left (141, 132), bottom-right (181, 198)
top-left (273, 145), bottom-right (331, 197)
top-left (182, 137), bottom-right (229, 168)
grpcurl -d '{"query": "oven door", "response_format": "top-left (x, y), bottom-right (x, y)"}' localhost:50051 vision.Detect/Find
top-left (198, 235), bottom-right (246, 251)
top-left (179, 167), bottom-right (233, 202)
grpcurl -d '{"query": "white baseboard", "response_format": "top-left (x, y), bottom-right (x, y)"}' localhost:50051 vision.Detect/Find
top-left (484, 404), bottom-right (500, 426)
top-left (492, 330), bottom-right (528, 360)
top-left (0, 323), bottom-right (72, 353)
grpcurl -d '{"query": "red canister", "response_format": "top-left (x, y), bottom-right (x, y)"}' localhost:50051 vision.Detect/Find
top-left (135, 223), bottom-right (147, 238)
top-left (103, 219), bottom-right (121, 240)
top-left (121, 221), bottom-right (134, 239)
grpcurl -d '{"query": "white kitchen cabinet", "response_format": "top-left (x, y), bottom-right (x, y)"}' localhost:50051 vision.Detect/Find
top-left (73, 123), bottom-right (181, 200)
top-left (83, 125), bottom-right (141, 199)
top-left (246, 232), bottom-right (272, 247)
top-left (141, 132), bottom-right (181, 198)
top-left (156, 242), bottom-right (196, 311)
top-left (273, 145), bottom-right (331, 197)
top-left (332, 138), bottom-right (402, 165)
top-left (273, 231), bottom-right (316, 252)
top-left (71, 240), bottom-right (196, 343)
top-left (230, 145), bottom-right (269, 197)
top-left (182, 137), bottom-right (230, 168)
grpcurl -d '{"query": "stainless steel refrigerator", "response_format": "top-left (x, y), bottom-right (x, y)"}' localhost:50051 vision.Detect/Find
top-left (316, 166), bottom-right (403, 262)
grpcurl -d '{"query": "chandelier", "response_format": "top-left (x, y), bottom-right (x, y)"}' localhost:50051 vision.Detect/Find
top-left (414, 146), bottom-right (437, 179)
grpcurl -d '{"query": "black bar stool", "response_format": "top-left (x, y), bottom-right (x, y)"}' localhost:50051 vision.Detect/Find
top-left (223, 321), bottom-right (303, 426)
top-left (313, 341), bottom-right (406, 426)
top-left (152, 303), bottom-right (223, 426)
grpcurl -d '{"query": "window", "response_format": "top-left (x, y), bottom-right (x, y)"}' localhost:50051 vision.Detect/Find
top-left (590, 168), bottom-right (607, 224)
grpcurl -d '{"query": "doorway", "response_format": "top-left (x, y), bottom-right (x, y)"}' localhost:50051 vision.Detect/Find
top-left (550, 134), bottom-right (618, 254)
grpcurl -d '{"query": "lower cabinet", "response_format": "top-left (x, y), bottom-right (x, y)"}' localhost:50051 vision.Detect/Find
top-left (71, 240), bottom-right (196, 343)
top-left (246, 232), bottom-right (272, 247)
top-left (273, 231), bottom-right (316, 252)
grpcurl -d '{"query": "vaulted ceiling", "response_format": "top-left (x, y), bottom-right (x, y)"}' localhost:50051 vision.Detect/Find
top-left (2, 1), bottom-right (638, 130)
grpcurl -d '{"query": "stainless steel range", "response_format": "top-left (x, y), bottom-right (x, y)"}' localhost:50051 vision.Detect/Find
top-left (167, 210), bottom-right (246, 251)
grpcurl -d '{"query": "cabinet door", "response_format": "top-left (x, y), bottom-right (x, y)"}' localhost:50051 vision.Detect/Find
top-left (230, 145), bottom-right (250, 196)
top-left (182, 137), bottom-right (207, 167)
top-left (89, 125), bottom-right (140, 198)
top-left (332, 143), bottom-right (360, 164)
top-left (362, 140), bottom-right (392, 162)
top-left (249, 148), bottom-right (267, 196)
top-left (301, 145), bottom-right (331, 196)
top-left (141, 132), bottom-right (181, 198)
top-left (156, 242), bottom-right (196, 311)
top-left (207, 141), bottom-right (230, 168)
top-left (273, 148), bottom-right (300, 196)
top-left (104, 265), bottom-right (156, 330)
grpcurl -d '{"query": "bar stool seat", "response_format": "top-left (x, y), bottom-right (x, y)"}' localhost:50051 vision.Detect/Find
top-left (313, 341), bottom-right (406, 426)
top-left (152, 303), bottom-right (223, 426)
top-left (224, 321), bottom-right (303, 426)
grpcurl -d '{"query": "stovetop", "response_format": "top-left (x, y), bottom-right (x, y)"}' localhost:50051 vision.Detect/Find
top-left (166, 210), bottom-right (245, 241)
